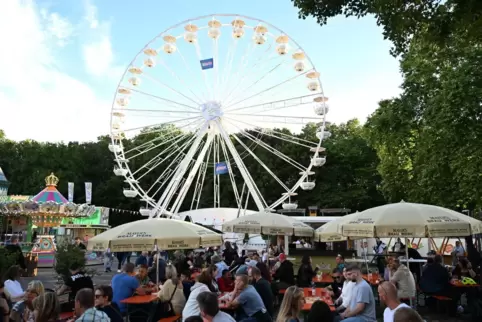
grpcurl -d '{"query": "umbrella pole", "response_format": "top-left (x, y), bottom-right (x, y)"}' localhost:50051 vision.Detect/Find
top-left (405, 238), bottom-right (413, 307)
top-left (364, 238), bottom-right (369, 275)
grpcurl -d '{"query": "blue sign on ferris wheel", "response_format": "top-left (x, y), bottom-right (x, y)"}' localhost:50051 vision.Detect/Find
top-left (215, 162), bottom-right (229, 175)
top-left (200, 58), bottom-right (214, 70)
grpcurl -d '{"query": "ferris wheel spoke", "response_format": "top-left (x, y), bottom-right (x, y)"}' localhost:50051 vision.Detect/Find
top-left (221, 35), bottom-right (255, 97)
top-left (230, 132), bottom-right (291, 192)
top-left (132, 133), bottom-right (196, 178)
top-left (224, 69), bottom-right (312, 109)
top-left (221, 44), bottom-right (278, 103)
top-left (146, 137), bottom-right (197, 196)
top-left (123, 87), bottom-right (199, 111)
top-left (219, 137), bottom-right (241, 208)
top-left (193, 42), bottom-right (215, 101)
top-left (212, 135), bottom-right (220, 208)
top-left (225, 93), bottom-right (318, 114)
top-left (154, 51), bottom-right (206, 103)
top-left (226, 118), bottom-right (317, 147)
top-left (151, 124), bottom-right (209, 217)
top-left (224, 118), bottom-right (306, 171)
top-left (225, 113), bottom-right (320, 126)
top-left (190, 138), bottom-right (213, 210)
top-left (174, 47), bottom-right (210, 103)
top-left (171, 132), bottom-right (215, 213)
top-left (143, 72), bottom-right (202, 106)
top-left (213, 38), bottom-right (220, 101)
top-left (216, 120), bottom-right (268, 211)
top-left (122, 116), bottom-right (202, 134)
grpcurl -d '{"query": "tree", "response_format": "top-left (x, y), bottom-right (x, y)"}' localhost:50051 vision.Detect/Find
top-left (365, 27), bottom-right (482, 209)
top-left (292, 0), bottom-right (482, 56)
top-left (0, 129), bottom-right (4, 140)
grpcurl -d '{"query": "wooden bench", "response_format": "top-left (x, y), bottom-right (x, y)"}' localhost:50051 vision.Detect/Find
top-left (59, 311), bottom-right (74, 320)
top-left (279, 289), bottom-right (287, 294)
top-left (158, 315), bottom-right (181, 322)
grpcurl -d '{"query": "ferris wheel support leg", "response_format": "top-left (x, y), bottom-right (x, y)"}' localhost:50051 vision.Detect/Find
top-left (171, 132), bottom-right (215, 214)
top-left (151, 124), bottom-right (209, 218)
top-left (215, 120), bottom-right (267, 211)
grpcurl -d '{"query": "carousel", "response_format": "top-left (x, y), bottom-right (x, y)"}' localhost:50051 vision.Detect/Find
top-left (0, 171), bottom-right (97, 267)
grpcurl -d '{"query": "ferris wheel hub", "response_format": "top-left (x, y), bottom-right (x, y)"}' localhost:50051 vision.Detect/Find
top-left (200, 101), bottom-right (223, 121)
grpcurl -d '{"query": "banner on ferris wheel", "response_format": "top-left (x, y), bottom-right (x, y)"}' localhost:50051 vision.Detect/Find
top-left (215, 162), bottom-right (229, 175)
top-left (200, 58), bottom-right (214, 70)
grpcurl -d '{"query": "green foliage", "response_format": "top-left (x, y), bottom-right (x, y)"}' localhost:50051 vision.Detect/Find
top-left (0, 246), bottom-right (18, 277)
top-left (54, 242), bottom-right (86, 282)
top-left (292, 0), bottom-right (482, 56)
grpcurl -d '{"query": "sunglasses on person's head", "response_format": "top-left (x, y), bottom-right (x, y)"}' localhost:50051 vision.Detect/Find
top-left (332, 275), bottom-right (341, 279)
top-left (95, 294), bottom-right (104, 299)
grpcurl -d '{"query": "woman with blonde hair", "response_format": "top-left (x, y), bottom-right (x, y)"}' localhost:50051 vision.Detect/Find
top-left (158, 263), bottom-right (186, 316)
top-left (10, 280), bottom-right (44, 322)
top-left (32, 292), bottom-right (60, 322)
top-left (276, 286), bottom-right (304, 322)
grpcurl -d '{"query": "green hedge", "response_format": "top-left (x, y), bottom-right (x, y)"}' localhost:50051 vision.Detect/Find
top-left (54, 242), bottom-right (86, 282)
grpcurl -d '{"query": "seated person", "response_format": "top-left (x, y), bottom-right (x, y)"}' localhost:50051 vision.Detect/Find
top-left (112, 263), bottom-right (146, 315)
top-left (217, 269), bottom-right (234, 293)
top-left (95, 285), bottom-right (123, 322)
top-left (136, 264), bottom-right (154, 289)
top-left (56, 263), bottom-right (94, 304)
top-left (327, 268), bottom-right (344, 299)
top-left (452, 258), bottom-right (476, 280)
top-left (390, 258), bottom-right (416, 300)
top-left (227, 274), bottom-right (270, 321)
top-left (196, 291), bottom-right (235, 322)
top-left (334, 268), bottom-right (354, 313)
top-left (338, 264), bottom-right (376, 322)
top-left (381, 257), bottom-right (394, 282)
top-left (297, 255), bottom-right (319, 287)
top-left (419, 256), bottom-right (450, 294)
top-left (273, 253), bottom-right (295, 289)
top-left (251, 267), bottom-right (274, 318)
top-left (180, 271), bottom-right (193, 300)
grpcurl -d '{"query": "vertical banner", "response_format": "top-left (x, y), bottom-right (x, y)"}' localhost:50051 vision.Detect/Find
top-left (85, 182), bottom-right (92, 204)
top-left (68, 182), bottom-right (74, 202)
top-left (215, 162), bottom-right (229, 175)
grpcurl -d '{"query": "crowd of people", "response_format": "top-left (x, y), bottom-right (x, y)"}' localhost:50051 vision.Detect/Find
top-left (2, 238), bottom-right (481, 322)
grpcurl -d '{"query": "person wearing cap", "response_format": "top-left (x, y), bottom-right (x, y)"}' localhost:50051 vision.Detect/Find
top-left (273, 253), bottom-right (295, 289)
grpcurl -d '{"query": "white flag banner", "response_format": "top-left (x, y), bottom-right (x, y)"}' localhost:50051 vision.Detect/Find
top-left (68, 182), bottom-right (74, 202)
top-left (85, 182), bottom-right (92, 204)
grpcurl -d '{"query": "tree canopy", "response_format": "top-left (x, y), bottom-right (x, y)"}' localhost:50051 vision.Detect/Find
top-left (0, 120), bottom-right (384, 226)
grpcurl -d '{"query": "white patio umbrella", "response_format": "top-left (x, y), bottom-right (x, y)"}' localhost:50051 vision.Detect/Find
top-left (315, 212), bottom-right (361, 242)
top-left (222, 211), bottom-right (314, 237)
top-left (87, 218), bottom-right (223, 252)
top-left (339, 201), bottom-right (482, 238)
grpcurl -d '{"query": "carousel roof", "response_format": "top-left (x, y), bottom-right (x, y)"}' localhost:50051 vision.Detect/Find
top-left (0, 167), bottom-right (8, 184)
top-left (31, 173), bottom-right (68, 204)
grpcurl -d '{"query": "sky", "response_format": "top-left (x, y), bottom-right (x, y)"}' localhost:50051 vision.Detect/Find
top-left (0, 0), bottom-right (402, 143)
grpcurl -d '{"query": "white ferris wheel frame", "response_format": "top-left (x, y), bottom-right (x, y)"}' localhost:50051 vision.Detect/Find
top-left (109, 13), bottom-right (329, 218)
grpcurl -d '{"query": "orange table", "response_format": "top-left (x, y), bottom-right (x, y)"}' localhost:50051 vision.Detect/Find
top-left (313, 274), bottom-right (334, 284)
top-left (120, 294), bottom-right (158, 304)
top-left (302, 288), bottom-right (335, 312)
top-left (218, 292), bottom-right (234, 310)
top-left (363, 273), bottom-right (381, 286)
top-left (59, 312), bottom-right (74, 320)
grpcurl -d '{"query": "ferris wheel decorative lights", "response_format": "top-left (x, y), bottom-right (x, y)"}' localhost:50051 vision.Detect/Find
top-left (109, 14), bottom-right (331, 216)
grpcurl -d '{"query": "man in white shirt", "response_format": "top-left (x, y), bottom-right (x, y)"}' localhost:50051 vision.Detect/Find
top-left (334, 268), bottom-right (355, 312)
top-left (378, 281), bottom-right (410, 322)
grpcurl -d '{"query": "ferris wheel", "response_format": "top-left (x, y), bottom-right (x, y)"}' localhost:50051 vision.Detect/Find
top-left (108, 14), bottom-right (330, 218)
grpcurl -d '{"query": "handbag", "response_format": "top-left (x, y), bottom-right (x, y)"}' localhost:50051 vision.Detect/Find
top-left (161, 283), bottom-right (178, 317)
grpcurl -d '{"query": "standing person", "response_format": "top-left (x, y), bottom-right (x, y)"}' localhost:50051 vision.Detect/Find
top-left (94, 285), bottom-right (123, 322)
top-left (337, 264), bottom-right (376, 322)
top-left (390, 258), bottom-right (416, 301)
top-left (115, 252), bottom-right (125, 273)
top-left (378, 282), bottom-right (409, 322)
top-left (227, 274), bottom-right (271, 322)
top-left (373, 238), bottom-right (387, 275)
top-left (74, 237), bottom-right (86, 250)
top-left (297, 255), bottom-right (319, 287)
top-left (276, 286), bottom-right (303, 322)
top-left (5, 236), bottom-right (26, 270)
top-left (251, 267), bottom-right (274, 318)
top-left (196, 291), bottom-right (235, 322)
top-left (112, 263), bottom-right (146, 315)
top-left (222, 242), bottom-right (237, 267)
top-left (103, 248), bottom-right (113, 273)
top-left (57, 263), bottom-right (94, 305)
top-left (135, 251), bottom-right (148, 267)
top-left (73, 288), bottom-right (110, 322)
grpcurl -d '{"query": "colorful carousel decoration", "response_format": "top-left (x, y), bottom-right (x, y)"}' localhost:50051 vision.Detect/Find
top-left (0, 173), bottom-right (96, 267)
